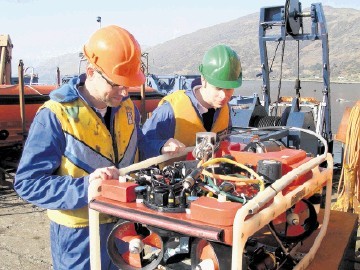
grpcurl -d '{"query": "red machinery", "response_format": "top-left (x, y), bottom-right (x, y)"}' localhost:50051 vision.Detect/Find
top-left (89, 128), bottom-right (333, 270)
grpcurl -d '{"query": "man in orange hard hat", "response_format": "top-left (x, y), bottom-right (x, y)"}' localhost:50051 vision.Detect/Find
top-left (14, 25), bottom-right (182, 270)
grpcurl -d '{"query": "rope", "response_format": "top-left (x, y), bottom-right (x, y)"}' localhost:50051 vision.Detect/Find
top-left (332, 103), bottom-right (360, 213)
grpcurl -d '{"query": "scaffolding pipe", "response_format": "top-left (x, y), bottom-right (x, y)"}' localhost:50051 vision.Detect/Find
top-left (18, 60), bottom-right (26, 145)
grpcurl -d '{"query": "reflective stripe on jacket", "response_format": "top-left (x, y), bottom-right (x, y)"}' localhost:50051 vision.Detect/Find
top-left (44, 97), bottom-right (137, 227)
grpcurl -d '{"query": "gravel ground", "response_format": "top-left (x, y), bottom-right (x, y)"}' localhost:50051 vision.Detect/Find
top-left (0, 179), bottom-right (52, 270)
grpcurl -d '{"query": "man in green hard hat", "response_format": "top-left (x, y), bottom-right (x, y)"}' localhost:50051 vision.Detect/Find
top-left (141, 44), bottom-right (242, 159)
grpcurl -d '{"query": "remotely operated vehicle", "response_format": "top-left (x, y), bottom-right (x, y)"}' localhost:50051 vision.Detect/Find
top-left (88, 1), bottom-right (334, 269)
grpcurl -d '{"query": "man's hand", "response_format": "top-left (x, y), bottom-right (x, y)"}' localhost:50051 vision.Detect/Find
top-left (88, 166), bottom-right (120, 183)
top-left (161, 138), bottom-right (186, 155)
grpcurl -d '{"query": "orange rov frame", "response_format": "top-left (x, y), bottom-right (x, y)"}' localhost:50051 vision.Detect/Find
top-left (88, 127), bottom-right (333, 270)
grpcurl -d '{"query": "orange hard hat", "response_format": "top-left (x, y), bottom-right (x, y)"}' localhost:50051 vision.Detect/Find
top-left (83, 25), bottom-right (145, 87)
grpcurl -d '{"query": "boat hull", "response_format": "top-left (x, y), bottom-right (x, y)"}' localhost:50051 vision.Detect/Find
top-left (0, 85), bottom-right (163, 149)
top-left (0, 85), bottom-right (55, 148)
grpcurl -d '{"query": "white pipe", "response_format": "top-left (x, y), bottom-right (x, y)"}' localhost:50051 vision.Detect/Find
top-left (118, 146), bottom-right (194, 176)
top-left (88, 178), bottom-right (103, 270)
top-left (0, 47), bottom-right (6, 84)
top-left (231, 141), bottom-right (331, 270)
top-left (231, 154), bottom-right (332, 269)
top-left (293, 156), bottom-right (333, 270)
top-left (253, 126), bottom-right (328, 155)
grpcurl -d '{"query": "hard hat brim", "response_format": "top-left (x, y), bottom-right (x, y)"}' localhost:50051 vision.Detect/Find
top-left (204, 74), bottom-right (242, 89)
top-left (109, 70), bottom-right (146, 87)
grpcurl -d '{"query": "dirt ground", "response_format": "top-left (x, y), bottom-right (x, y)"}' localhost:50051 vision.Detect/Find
top-left (0, 178), bottom-right (52, 270)
top-left (1, 168), bottom-right (359, 270)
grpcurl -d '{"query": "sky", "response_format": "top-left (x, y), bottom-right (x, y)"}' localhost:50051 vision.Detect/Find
top-left (1, 0), bottom-right (359, 72)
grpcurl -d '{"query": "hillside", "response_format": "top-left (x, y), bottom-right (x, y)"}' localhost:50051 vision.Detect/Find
top-left (36, 6), bottom-right (360, 83)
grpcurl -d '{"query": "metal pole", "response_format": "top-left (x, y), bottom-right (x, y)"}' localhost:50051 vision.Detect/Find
top-left (57, 67), bottom-right (60, 86)
top-left (0, 47), bottom-right (5, 84)
top-left (18, 60), bottom-right (26, 145)
top-left (140, 53), bottom-right (148, 124)
top-left (140, 84), bottom-right (146, 124)
top-left (97, 16), bottom-right (101, 29)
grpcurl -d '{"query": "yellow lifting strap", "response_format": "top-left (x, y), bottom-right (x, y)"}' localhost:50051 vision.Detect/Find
top-left (332, 101), bottom-right (360, 213)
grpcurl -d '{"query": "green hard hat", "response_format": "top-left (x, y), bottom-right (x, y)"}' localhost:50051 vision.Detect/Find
top-left (199, 45), bottom-right (242, 89)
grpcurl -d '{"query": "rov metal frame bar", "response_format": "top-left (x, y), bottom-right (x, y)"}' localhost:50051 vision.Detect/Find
top-left (258, 2), bottom-right (332, 141)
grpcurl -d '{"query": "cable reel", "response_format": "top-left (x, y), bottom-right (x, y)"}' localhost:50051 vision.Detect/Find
top-left (285, 0), bottom-right (302, 35)
top-left (253, 116), bottom-right (282, 127)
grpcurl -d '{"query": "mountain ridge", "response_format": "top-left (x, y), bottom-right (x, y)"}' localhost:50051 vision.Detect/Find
top-left (35, 6), bottom-right (360, 84)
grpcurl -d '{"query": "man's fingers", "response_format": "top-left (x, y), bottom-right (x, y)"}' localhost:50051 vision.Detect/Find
top-left (161, 138), bottom-right (186, 155)
top-left (89, 166), bottom-right (120, 183)
top-left (163, 144), bottom-right (185, 155)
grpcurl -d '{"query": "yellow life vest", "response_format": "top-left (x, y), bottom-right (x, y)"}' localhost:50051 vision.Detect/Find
top-left (43, 97), bottom-right (137, 228)
top-left (160, 90), bottom-right (229, 146)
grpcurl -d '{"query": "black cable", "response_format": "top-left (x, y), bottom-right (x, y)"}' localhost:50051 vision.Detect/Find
top-left (274, 0), bottom-right (290, 116)
top-left (274, 40), bottom-right (286, 117)
top-left (269, 41), bottom-right (281, 74)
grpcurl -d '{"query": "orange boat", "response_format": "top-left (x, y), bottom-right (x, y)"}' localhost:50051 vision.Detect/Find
top-left (0, 84), bottom-right (163, 149)
top-left (127, 86), bottom-right (164, 119)
top-left (0, 34), bottom-right (163, 151)
top-left (0, 84), bottom-right (56, 148)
